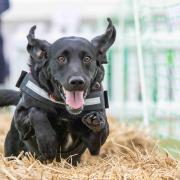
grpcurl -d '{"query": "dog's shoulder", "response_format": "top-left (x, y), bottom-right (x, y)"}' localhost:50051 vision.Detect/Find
top-left (17, 92), bottom-right (57, 114)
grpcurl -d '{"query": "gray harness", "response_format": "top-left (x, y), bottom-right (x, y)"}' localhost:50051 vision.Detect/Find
top-left (16, 71), bottom-right (109, 112)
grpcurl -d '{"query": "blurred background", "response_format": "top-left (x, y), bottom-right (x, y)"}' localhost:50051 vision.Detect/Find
top-left (0, 0), bottom-right (180, 157)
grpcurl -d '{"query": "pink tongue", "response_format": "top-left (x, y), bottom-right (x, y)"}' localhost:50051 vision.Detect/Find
top-left (65, 90), bottom-right (84, 109)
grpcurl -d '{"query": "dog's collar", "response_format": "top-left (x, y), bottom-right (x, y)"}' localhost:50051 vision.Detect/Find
top-left (16, 71), bottom-right (109, 111)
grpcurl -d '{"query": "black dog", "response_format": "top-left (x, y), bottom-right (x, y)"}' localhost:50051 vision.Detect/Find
top-left (0, 18), bottom-right (116, 165)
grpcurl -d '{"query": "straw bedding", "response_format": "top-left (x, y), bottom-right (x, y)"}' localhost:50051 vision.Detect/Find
top-left (0, 113), bottom-right (179, 180)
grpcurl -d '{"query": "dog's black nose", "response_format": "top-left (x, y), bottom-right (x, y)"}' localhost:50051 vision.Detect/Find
top-left (69, 76), bottom-right (85, 86)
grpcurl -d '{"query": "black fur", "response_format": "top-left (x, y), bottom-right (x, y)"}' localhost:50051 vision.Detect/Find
top-left (0, 18), bottom-right (116, 165)
top-left (0, 90), bottom-right (21, 107)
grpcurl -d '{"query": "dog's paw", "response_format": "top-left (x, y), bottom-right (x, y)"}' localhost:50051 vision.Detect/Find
top-left (82, 112), bottom-right (105, 132)
top-left (36, 130), bottom-right (57, 161)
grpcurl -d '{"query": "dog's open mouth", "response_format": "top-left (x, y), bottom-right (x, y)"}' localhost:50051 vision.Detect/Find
top-left (65, 91), bottom-right (84, 109)
top-left (58, 85), bottom-right (88, 115)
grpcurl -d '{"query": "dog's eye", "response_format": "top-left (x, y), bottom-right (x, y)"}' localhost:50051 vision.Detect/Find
top-left (58, 56), bottom-right (66, 64)
top-left (83, 56), bottom-right (92, 64)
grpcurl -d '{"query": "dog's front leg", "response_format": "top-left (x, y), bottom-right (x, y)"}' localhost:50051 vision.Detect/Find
top-left (81, 111), bottom-right (109, 155)
top-left (15, 107), bottom-right (57, 161)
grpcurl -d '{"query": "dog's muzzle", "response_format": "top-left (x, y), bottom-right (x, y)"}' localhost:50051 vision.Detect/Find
top-left (57, 84), bottom-right (89, 115)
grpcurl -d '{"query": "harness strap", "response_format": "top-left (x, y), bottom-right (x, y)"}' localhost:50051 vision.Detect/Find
top-left (16, 71), bottom-right (109, 111)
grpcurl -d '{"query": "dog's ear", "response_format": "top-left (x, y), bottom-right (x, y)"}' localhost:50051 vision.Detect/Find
top-left (27, 25), bottom-right (51, 61)
top-left (91, 18), bottom-right (116, 65)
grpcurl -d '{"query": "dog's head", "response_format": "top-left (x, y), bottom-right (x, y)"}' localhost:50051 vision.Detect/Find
top-left (27, 18), bottom-right (116, 115)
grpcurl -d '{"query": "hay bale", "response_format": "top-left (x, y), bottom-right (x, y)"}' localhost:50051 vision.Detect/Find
top-left (0, 113), bottom-right (179, 179)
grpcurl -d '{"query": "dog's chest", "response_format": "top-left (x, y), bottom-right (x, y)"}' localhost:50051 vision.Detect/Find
top-left (52, 117), bottom-right (78, 151)
top-left (62, 133), bottom-right (74, 150)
